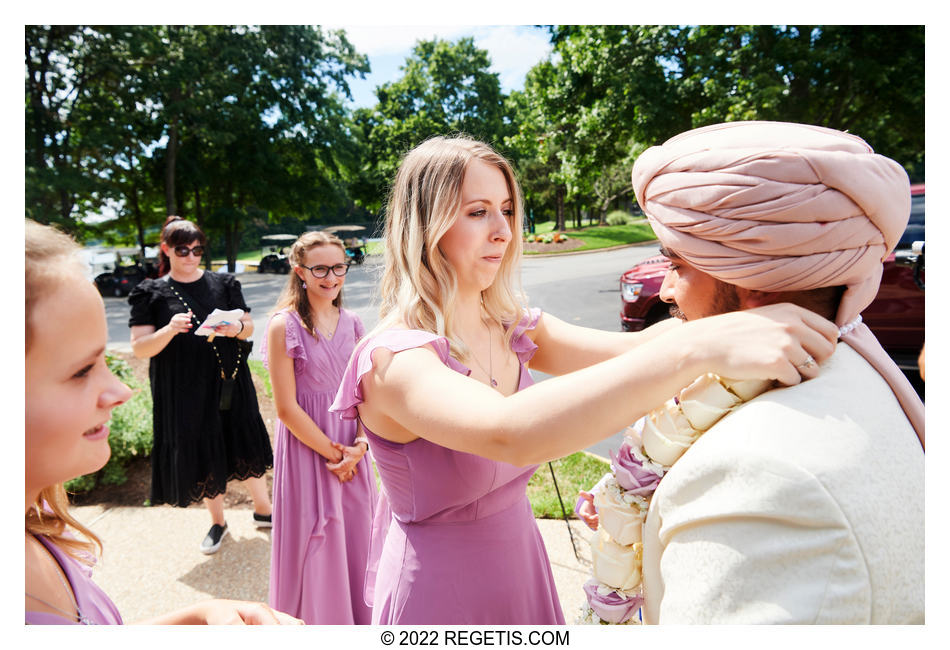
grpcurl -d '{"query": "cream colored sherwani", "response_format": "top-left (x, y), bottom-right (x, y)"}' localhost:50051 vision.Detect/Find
top-left (641, 343), bottom-right (924, 624)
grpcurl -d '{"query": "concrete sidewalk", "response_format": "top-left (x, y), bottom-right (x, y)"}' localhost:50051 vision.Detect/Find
top-left (71, 502), bottom-right (595, 624)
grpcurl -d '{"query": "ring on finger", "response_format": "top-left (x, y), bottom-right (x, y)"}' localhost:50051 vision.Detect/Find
top-left (796, 355), bottom-right (817, 370)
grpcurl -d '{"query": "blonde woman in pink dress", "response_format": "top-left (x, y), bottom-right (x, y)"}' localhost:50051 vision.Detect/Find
top-left (264, 232), bottom-right (377, 624)
top-left (329, 135), bottom-right (839, 624)
top-left (25, 220), bottom-right (302, 625)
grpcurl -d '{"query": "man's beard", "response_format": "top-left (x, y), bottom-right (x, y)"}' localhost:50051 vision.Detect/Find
top-left (668, 281), bottom-right (742, 321)
top-left (669, 303), bottom-right (687, 320)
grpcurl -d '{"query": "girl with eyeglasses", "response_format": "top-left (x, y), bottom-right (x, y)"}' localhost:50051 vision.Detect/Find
top-left (26, 219), bottom-right (301, 625)
top-left (262, 231), bottom-right (376, 624)
top-left (128, 216), bottom-right (273, 555)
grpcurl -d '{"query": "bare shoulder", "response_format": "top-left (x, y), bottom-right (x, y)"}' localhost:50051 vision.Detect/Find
top-left (268, 311), bottom-right (288, 334)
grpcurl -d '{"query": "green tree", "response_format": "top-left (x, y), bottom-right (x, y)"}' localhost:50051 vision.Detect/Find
top-left (25, 26), bottom-right (117, 234)
top-left (354, 37), bottom-right (511, 213)
top-left (26, 25), bottom-right (369, 265)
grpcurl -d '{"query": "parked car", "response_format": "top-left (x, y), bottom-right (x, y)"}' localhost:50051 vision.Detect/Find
top-left (620, 184), bottom-right (925, 381)
top-left (94, 264), bottom-right (147, 297)
top-left (258, 234), bottom-right (295, 274)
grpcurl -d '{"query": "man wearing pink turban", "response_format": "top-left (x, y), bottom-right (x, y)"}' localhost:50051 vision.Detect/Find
top-left (633, 121), bottom-right (924, 624)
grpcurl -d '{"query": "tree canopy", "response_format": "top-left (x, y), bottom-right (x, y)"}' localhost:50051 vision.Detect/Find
top-left (26, 25), bottom-right (924, 261)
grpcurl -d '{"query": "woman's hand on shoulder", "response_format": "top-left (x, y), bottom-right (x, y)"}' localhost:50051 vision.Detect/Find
top-left (674, 303), bottom-right (838, 386)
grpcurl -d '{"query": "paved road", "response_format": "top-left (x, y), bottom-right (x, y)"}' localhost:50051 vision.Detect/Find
top-left (103, 243), bottom-right (663, 459)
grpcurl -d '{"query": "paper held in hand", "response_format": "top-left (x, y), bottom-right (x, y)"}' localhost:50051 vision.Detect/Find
top-left (195, 308), bottom-right (244, 339)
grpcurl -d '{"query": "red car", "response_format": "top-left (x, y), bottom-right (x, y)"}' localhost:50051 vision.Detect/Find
top-left (621, 184), bottom-right (925, 375)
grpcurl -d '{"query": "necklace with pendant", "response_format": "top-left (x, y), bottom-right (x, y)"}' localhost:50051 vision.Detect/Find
top-left (313, 310), bottom-right (338, 340)
top-left (463, 320), bottom-right (498, 388)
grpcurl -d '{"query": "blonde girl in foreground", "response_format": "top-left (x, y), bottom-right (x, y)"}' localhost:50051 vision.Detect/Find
top-left (25, 219), bottom-right (302, 625)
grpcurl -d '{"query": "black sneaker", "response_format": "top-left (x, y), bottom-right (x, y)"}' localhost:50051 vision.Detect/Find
top-left (200, 523), bottom-right (228, 554)
top-left (253, 512), bottom-right (272, 528)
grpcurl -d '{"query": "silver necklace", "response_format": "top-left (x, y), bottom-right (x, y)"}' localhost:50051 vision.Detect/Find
top-left (313, 310), bottom-right (338, 340)
top-left (26, 536), bottom-right (94, 625)
top-left (463, 320), bottom-right (497, 388)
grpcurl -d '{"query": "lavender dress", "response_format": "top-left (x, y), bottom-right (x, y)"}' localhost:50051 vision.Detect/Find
top-left (329, 309), bottom-right (564, 624)
top-left (25, 535), bottom-right (123, 625)
top-left (263, 308), bottom-right (377, 624)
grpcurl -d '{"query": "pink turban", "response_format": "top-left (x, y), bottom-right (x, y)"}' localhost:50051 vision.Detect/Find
top-left (632, 121), bottom-right (923, 447)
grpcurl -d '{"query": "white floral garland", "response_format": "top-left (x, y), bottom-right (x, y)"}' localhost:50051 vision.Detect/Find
top-left (576, 373), bottom-right (774, 625)
top-left (578, 317), bottom-right (859, 624)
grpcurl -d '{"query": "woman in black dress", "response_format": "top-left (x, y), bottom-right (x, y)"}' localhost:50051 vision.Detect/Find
top-left (129, 216), bottom-right (273, 554)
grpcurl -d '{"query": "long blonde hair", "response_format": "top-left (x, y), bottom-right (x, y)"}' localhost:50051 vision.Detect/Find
top-left (25, 219), bottom-right (103, 562)
top-left (273, 231), bottom-right (347, 336)
top-left (374, 135), bottom-right (527, 358)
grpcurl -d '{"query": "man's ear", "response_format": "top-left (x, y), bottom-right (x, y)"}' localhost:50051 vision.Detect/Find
top-left (735, 287), bottom-right (783, 309)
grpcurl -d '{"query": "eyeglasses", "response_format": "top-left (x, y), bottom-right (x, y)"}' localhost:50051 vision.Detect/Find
top-left (173, 245), bottom-right (205, 258)
top-left (300, 263), bottom-right (350, 278)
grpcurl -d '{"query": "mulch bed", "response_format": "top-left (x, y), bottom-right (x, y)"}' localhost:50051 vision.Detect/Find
top-left (70, 351), bottom-right (277, 510)
top-left (522, 238), bottom-right (585, 254)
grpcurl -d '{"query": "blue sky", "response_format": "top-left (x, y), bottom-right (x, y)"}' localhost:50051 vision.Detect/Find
top-left (330, 25), bottom-right (554, 108)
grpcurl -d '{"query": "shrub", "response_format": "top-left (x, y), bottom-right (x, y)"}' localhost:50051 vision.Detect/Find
top-left (605, 210), bottom-right (633, 226)
top-left (65, 354), bottom-right (153, 494)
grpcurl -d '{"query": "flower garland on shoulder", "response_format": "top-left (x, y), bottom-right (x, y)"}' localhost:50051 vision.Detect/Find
top-left (577, 373), bottom-right (774, 625)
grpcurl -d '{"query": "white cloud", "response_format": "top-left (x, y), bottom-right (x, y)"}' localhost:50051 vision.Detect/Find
top-left (471, 26), bottom-right (552, 91)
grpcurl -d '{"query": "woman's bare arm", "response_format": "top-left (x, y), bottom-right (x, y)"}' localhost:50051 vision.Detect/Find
top-left (267, 314), bottom-right (343, 462)
top-left (359, 304), bottom-right (838, 466)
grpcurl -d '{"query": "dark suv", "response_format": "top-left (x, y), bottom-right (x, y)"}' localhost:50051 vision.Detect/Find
top-left (94, 264), bottom-right (148, 297)
top-left (621, 184), bottom-right (925, 376)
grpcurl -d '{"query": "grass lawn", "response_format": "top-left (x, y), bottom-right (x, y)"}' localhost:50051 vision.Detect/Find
top-left (524, 220), bottom-right (656, 254)
top-left (527, 451), bottom-right (610, 519)
top-left (248, 359), bottom-right (272, 399)
top-left (365, 239), bottom-right (385, 256)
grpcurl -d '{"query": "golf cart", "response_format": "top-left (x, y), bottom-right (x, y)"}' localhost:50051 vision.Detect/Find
top-left (258, 234), bottom-right (295, 273)
top-left (322, 225), bottom-right (367, 265)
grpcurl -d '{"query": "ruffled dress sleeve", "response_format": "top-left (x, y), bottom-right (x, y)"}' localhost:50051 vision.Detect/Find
top-left (220, 273), bottom-right (251, 312)
top-left (127, 278), bottom-right (159, 327)
top-left (508, 307), bottom-right (543, 366)
top-left (261, 310), bottom-right (307, 371)
top-left (353, 311), bottom-right (366, 341)
top-left (329, 329), bottom-right (468, 421)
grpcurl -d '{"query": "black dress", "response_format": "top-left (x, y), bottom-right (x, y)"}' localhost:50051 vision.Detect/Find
top-left (128, 272), bottom-right (273, 507)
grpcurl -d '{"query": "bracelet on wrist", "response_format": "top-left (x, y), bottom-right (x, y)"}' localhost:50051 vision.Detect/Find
top-left (236, 320), bottom-right (245, 337)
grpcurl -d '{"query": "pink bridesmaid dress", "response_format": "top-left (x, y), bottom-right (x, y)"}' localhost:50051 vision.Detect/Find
top-left (263, 308), bottom-right (377, 624)
top-left (330, 309), bottom-right (564, 624)
top-left (25, 535), bottom-right (123, 625)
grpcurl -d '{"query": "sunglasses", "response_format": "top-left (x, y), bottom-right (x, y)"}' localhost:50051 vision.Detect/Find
top-left (300, 263), bottom-right (350, 279)
top-left (173, 245), bottom-right (205, 258)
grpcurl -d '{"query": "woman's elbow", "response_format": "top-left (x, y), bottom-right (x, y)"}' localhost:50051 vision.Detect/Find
top-left (274, 400), bottom-right (298, 423)
top-left (485, 426), bottom-right (536, 467)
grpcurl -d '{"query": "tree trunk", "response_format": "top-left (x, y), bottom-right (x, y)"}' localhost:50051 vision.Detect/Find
top-left (164, 95), bottom-right (180, 216)
top-left (226, 218), bottom-right (236, 273)
top-left (193, 183), bottom-right (204, 231)
top-left (129, 180), bottom-right (146, 259)
top-left (555, 186), bottom-right (566, 232)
